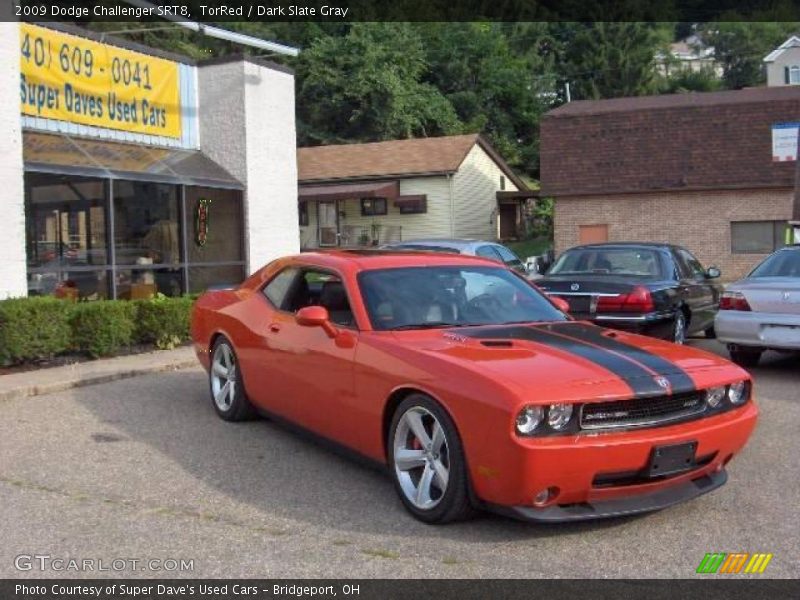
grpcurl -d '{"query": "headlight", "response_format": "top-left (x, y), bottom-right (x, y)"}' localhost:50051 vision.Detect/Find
top-left (516, 405), bottom-right (544, 435)
top-left (728, 381), bottom-right (748, 405)
top-left (547, 403), bottom-right (573, 430)
top-left (705, 386), bottom-right (726, 408)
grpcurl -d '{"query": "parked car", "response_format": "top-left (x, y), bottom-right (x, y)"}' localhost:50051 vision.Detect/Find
top-left (382, 238), bottom-right (539, 278)
top-left (191, 250), bottom-right (756, 524)
top-left (716, 245), bottom-right (800, 367)
top-left (538, 243), bottom-right (722, 344)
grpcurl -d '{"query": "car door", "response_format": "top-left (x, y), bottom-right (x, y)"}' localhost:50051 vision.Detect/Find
top-left (673, 248), bottom-right (719, 333)
top-left (254, 266), bottom-right (360, 443)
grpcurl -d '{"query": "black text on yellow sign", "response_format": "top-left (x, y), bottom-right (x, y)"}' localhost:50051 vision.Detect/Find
top-left (19, 24), bottom-right (182, 139)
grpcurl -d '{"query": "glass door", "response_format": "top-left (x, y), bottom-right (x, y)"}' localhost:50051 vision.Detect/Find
top-left (317, 200), bottom-right (340, 247)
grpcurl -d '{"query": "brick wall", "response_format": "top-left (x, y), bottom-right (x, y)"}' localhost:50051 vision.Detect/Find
top-left (554, 188), bottom-right (793, 281)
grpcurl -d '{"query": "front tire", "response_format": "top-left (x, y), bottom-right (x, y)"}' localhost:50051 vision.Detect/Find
top-left (388, 394), bottom-right (474, 524)
top-left (728, 346), bottom-right (762, 368)
top-left (209, 336), bottom-right (256, 421)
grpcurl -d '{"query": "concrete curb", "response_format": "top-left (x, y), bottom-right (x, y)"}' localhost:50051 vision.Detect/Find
top-left (0, 349), bottom-right (199, 402)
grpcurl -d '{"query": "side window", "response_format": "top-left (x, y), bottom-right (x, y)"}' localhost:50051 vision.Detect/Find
top-left (476, 245), bottom-right (503, 263)
top-left (287, 270), bottom-right (355, 328)
top-left (678, 249), bottom-right (706, 279)
top-left (494, 245), bottom-right (525, 270)
top-left (262, 268), bottom-right (298, 309)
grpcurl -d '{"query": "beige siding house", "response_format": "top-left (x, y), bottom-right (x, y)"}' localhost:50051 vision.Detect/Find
top-left (764, 36), bottom-right (800, 86)
top-left (297, 134), bottom-right (532, 249)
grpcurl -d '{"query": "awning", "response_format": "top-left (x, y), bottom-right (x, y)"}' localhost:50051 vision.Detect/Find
top-left (23, 131), bottom-right (243, 189)
top-left (299, 180), bottom-right (399, 202)
top-left (496, 190), bottom-right (539, 202)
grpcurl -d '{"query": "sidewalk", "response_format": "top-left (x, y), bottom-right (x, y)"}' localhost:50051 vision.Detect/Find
top-left (0, 346), bottom-right (199, 402)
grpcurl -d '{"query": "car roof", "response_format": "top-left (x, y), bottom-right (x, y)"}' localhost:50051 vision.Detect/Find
top-left (566, 242), bottom-right (674, 252)
top-left (385, 238), bottom-right (492, 250)
top-left (287, 249), bottom-right (499, 271)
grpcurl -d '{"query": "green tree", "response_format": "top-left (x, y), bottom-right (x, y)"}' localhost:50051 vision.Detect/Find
top-left (702, 19), bottom-right (800, 89)
top-left (296, 23), bottom-right (461, 145)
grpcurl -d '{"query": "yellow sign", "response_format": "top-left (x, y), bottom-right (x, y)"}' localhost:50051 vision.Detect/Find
top-left (20, 24), bottom-right (181, 139)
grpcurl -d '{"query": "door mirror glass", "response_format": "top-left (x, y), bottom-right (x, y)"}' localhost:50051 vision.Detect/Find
top-left (706, 266), bottom-right (721, 279)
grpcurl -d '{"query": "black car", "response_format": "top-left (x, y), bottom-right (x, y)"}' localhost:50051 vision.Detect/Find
top-left (537, 243), bottom-right (722, 344)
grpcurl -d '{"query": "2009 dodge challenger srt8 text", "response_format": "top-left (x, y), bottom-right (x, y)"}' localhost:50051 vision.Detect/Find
top-left (191, 250), bottom-right (758, 524)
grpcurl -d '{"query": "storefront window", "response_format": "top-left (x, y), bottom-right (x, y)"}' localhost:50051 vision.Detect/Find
top-left (25, 175), bottom-right (243, 299)
top-left (113, 181), bottom-right (181, 266)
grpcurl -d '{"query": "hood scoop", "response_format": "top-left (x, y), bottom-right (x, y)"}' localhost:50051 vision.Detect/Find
top-left (479, 340), bottom-right (514, 348)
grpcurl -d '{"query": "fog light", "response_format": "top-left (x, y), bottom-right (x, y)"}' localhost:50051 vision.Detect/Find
top-left (533, 486), bottom-right (559, 507)
top-left (705, 386), bottom-right (725, 408)
top-left (547, 403), bottom-right (573, 430)
top-left (516, 405), bottom-right (544, 435)
top-left (728, 381), bottom-right (747, 405)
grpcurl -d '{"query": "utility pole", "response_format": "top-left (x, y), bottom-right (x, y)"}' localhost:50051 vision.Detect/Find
top-left (565, 82), bottom-right (571, 103)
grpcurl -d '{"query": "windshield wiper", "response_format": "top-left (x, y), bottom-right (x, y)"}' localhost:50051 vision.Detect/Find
top-left (389, 322), bottom-right (461, 330)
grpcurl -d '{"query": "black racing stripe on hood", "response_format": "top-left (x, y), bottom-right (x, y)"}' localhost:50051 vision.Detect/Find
top-left (459, 325), bottom-right (668, 398)
top-left (544, 322), bottom-right (696, 394)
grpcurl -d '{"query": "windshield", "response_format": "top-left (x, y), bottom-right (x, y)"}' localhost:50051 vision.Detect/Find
top-left (749, 249), bottom-right (800, 278)
top-left (358, 266), bottom-right (567, 331)
top-left (549, 247), bottom-right (663, 278)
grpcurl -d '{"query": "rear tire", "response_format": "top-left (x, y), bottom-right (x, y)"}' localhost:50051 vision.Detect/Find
top-left (388, 394), bottom-right (475, 524)
top-left (209, 336), bottom-right (256, 421)
top-left (672, 310), bottom-right (687, 344)
top-left (728, 346), bottom-right (762, 368)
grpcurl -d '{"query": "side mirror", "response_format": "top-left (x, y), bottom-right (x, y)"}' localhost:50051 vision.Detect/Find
top-left (296, 305), bottom-right (338, 338)
top-left (706, 266), bottom-right (721, 279)
top-left (551, 296), bottom-right (570, 313)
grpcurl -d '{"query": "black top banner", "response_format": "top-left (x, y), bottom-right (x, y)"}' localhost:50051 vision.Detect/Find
top-left (4, 0), bottom-right (800, 22)
top-left (3, 579), bottom-right (800, 600)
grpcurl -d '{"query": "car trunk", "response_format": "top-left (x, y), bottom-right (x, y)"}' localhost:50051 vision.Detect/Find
top-left (734, 277), bottom-right (800, 315)
top-left (538, 275), bottom-right (653, 319)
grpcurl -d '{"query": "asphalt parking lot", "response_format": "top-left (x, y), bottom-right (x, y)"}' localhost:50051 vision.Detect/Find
top-left (0, 339), bottom-right (797, 579)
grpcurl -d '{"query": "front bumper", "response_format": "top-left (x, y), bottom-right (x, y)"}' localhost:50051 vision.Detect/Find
top-left (472, 402), bottom-right (757, 522)
top-left (716, 311), bottom-right (800, 350)
top-left (492, 469), bottom-right (727, 522)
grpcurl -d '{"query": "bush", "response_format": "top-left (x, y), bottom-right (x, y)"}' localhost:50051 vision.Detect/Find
top-left (134, 294), bottom-right (195, 349)
top-left (0, 297), bottom-right (72, 364)
top-left (69, 301), bottom-right (137, 358)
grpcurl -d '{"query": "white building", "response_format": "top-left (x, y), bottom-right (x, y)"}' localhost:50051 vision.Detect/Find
top-left (1, 22), bottom-right (299, 300)
top-left (297, 134), bottom-right (534, 249)
top-left (764, 36), bottom-right (800, 86)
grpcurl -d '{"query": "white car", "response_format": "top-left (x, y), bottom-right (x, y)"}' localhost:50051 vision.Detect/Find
top-left (715, 246), bottom-right (800, 366)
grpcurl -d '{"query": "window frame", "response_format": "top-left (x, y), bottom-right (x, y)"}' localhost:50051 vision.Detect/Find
top-left (731, 220), bottom-right (787, 255)
top-left (360, 197), bottom-right (388, 217)
top-left (790, 65), bottom-right (800, 84)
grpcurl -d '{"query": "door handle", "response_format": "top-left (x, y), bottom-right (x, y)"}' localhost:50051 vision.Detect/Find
top-left (269, 323), bottom-right (281, 333)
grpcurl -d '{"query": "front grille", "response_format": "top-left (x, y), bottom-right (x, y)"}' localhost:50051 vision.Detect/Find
top-left (579, 391), bottom-right (707, 430)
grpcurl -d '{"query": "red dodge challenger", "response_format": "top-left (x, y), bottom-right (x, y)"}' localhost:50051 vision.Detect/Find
top-left (191, 250), bottom-right (758, 524)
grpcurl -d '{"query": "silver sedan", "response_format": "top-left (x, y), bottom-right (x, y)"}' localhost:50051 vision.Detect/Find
top-left (715, 246), bottom-right (800, 366)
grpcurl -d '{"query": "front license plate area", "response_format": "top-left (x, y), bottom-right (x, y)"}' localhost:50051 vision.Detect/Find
top-left (648, 441), bottom-right (697, 477)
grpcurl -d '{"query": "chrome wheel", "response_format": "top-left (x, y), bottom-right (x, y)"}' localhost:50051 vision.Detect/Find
top-left (211, 341), bottom-right (237, 412)
top-left (393, 406), bottom-right (450, 510)
top-left (673, 312), bottom-right (687, 345)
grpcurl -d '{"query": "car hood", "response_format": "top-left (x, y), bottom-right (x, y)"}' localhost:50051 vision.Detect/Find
top-left (388, 321), bottom-right (742, 403)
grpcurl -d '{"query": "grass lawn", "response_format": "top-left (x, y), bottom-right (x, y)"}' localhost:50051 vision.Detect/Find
top-left (505, 238), bottom-right (552, 260)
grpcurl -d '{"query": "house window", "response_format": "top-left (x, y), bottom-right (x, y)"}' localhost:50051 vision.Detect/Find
top-left (731, 221), bottom-right (788, 254)
top-left (361, 198), bottom-right (387, 216)
top-left (500, 175), bottom-right (506, 191)
top-left (299, 202), bottom-right (309, 226)
top-left (791, 66), bottom-right (800, 84)
top-left (396, 195), bottom-right (427, 214)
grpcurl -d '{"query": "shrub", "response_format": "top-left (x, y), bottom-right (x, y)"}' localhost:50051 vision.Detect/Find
top-left (0, 297), bottom-right (72, 364)
top-left (134, 294), bottom-right (194, 350)
top-left (69, 301), bottom-right (137, 357)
